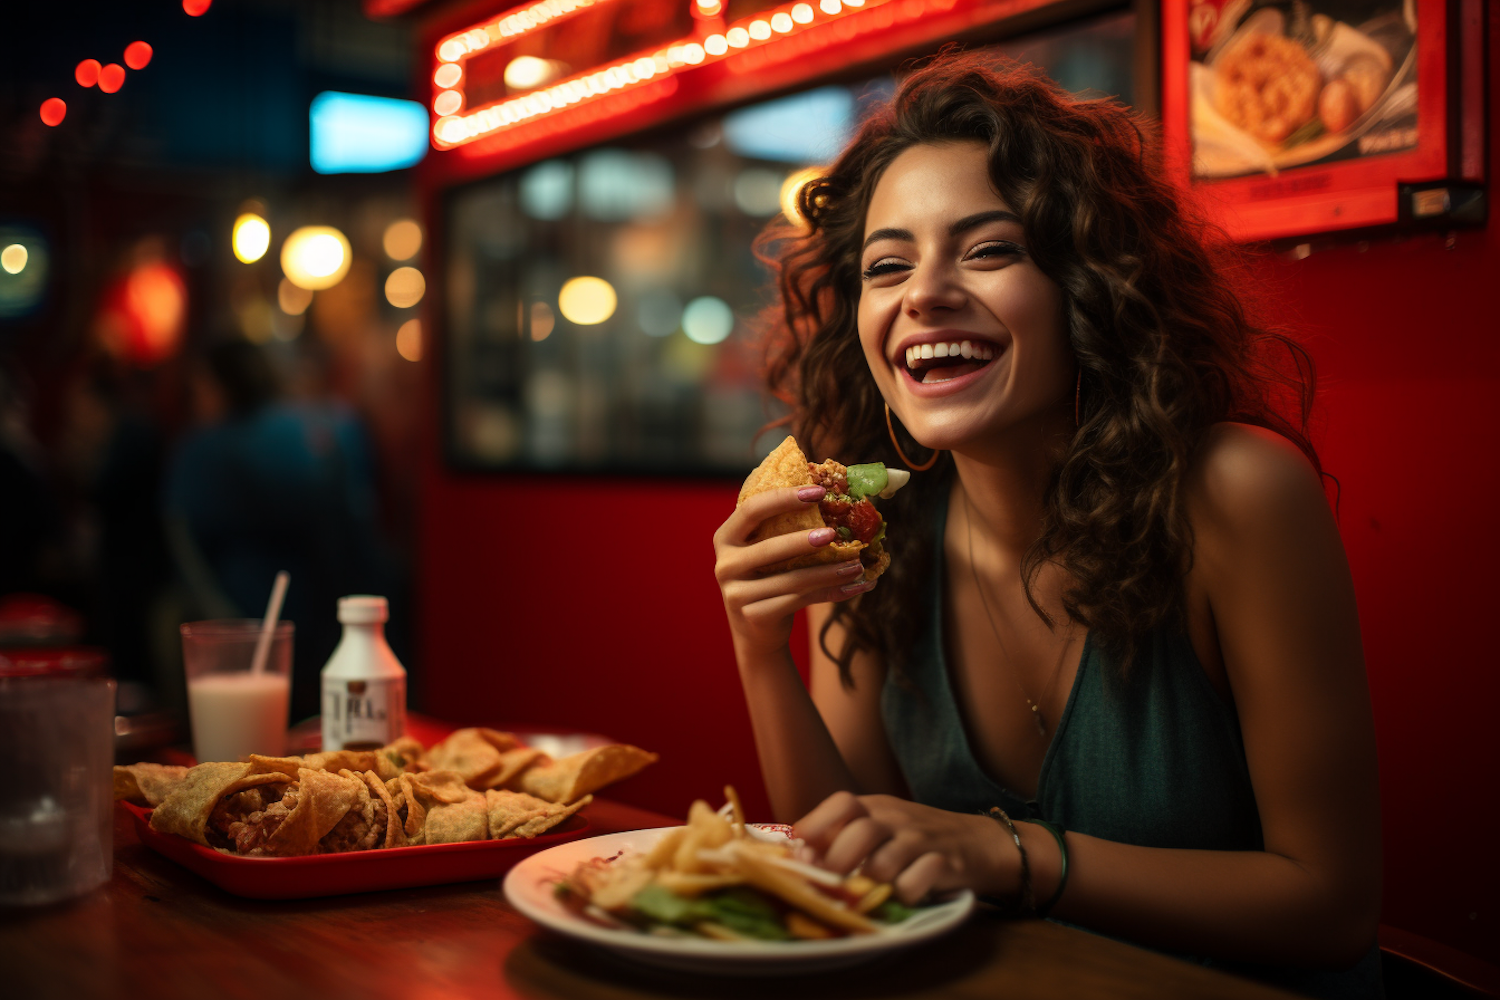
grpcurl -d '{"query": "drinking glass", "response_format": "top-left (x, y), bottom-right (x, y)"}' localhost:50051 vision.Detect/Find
top-left (0, 672), bottom-right (116, 906)
top-left (180, 620), bottom-right (293, 763)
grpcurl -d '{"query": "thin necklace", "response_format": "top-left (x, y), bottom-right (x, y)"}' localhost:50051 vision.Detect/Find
top-left (962, 486), bottom-right (1070, 739)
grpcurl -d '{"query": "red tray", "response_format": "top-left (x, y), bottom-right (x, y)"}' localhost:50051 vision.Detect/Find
top-left (121, 801), bottom-right (591, 899)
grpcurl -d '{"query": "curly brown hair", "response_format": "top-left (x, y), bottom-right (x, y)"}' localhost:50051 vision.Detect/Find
top-left (757, 54), bottom-right (1318, 684)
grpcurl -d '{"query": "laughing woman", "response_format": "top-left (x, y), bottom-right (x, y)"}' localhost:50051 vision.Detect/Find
top-left (711, 57), bottom-right (1380, 998)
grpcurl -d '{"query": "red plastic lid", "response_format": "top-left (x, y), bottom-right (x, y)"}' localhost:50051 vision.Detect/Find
top-left (0, 593), bottom-right (85, 645)
top-left (0, 646), bottom-right (108, 678)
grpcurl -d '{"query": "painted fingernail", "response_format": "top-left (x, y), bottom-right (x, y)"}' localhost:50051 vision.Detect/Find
top-left (809, 527), bottom-right (837, 546)
top-left (839, 579), bottom-right (875, 596)
top-left (834, 560), bottom-right (864, 577)
top-left (797, 485), bottom-right (826, 501)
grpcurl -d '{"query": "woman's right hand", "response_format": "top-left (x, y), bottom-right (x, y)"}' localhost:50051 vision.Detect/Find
top-left (713, 485), bottom-right (876, 660)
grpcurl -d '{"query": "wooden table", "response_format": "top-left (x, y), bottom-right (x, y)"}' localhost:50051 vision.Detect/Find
top-left (3, 801), bottom-right (1298, 1000)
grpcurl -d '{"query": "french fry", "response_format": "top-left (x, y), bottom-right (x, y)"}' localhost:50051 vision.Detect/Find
top-left (785, 912), bottom-right (836, 939)
top-left (733, 846), bottom-right (879, 934)
top-left (724, 785), bottom-right (744, 835)
top-left (643, 827), bottom-right (686, 870)
top-left (855, 883), bottom-right (892, 914)
top-left (655, 871), bottom-right (745, 897)
top-left (696, 922), bottom-right (746, 941)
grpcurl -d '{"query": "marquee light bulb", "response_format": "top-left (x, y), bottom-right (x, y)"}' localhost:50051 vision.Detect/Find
top-left (232, 214), bottom-right (271, 264)
top-left (99, 64), bottom-right (126, 94)
top-left (39, 99), bottom-right (67, 127)
top-left (76, 60), bottom-right (101, 87)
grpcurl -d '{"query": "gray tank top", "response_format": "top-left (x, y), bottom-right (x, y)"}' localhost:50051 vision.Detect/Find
top-left (879, 500), bottom-right (1382, 999)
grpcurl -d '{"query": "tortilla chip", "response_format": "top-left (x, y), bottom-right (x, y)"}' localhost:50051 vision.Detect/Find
top-left (737, 436), bottom-right (874, 576)
top-left (422, 728), bottom-right (520, 789)
top-left (148, 762), bottom-right (293, 847)
top-left (516, 745), bottom-right (658, 803)
top-left (423, 791), bottom-right (489, 844)
top-left (302, 749), bottom-right (383, 775)
top-left (362, 770), bottom-right (405, 849)
top-left (260, 768), bottom-right (366, 857)
top-left (485, 789), bottom-right (591, 839)
top-left (482, 747), bottom-right (546, 790)
top-left (113, 763), bottom-right (190, 806)
top-left (244, 754), bottom-right (305, 779)
top-left (380, 736), bottom-right (425, 776)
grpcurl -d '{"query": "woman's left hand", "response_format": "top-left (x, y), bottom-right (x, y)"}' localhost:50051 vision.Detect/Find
top-left (792, 791), bottom-right (1012, 905)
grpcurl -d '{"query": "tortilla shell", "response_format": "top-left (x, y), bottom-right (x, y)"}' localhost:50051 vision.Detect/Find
top-left (737, 436), bottom-right (884, 580)
top-left (148, 762), bottom-right (293, 847)
top-left (515, 745), bottom-right (657, 804)
top-left (485, 790), bottom-right (591, 839)
top-left (261, 768), bottom-right (366, 857)
top-left (113, 763), bottom-right (190, 806)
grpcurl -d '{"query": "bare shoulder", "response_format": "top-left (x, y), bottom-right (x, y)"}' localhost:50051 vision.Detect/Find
top-left (1186, 423), bottom-right (1328, 540)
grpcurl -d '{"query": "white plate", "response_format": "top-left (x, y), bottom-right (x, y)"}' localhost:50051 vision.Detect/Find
top-left (502, 825), bottom-right (976, 976)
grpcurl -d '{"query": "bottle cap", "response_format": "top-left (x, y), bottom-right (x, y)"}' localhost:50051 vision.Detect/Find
top-left (337, 595), bottom-right (388, 625)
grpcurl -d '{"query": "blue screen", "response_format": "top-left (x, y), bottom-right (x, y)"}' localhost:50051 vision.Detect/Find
top-left (310, 92), bottom-right (429, 174)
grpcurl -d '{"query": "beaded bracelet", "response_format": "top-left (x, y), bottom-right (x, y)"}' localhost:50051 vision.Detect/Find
top-left (1030, 818), bottom-right (1070, 918)
top-left (985, 806), bottom-right (1035, 917)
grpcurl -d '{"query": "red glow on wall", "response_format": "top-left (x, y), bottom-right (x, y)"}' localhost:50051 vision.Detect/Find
top-left (98, 63), bottom-right (126, 94)
top-left (75, 59), bottom-right (101, 88)
top-left (124, 41), bottom-right (153, 71)
top-left (94, 262), bottom-right (189, 368)
top-left (39, 98), bottom-right (67, 127)
top-left (183, 0), bottom-right (212, 15)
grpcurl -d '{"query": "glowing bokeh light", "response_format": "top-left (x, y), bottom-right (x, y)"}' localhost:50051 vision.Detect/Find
top-left (124, 42), bottom-right (153, 70)
top-left (504, 56), bottom-right (566, 91)
top-left (96, 262), bottom-right (188, 367)
top-left (183, 0), bottom-right (212, 15)
top-left (231, 214), bottom-right (271, 264)
top-left (433, 90), bottom-right (462, 116)
top-left (434, 63), bottom-right (462, 89)
top-left (39, 99), bottom-right (67, 127)
top-left (705, 34), bottom-right (728, 56)
top-left (682, 296), bottom-right (735, 345)
top-left (820, 0), bottom-right (841, 13)
top-left (695, 0), bottom-right (723, 15)
top-left (280, 226), bottom-right (351, 291)
top-left (385, 267), bottom-right (426, 309)
top-left (98, 64), bottom-right (125, 94)
top-left (396, 319), bottom-right (422, 362)
top-left (748, 19), bottom-right (771, 39)
top-left (726, 26), bottom-right (750, 47)
top-left (771, 12), bottom-right (794, 32)
top-left (1, 245), bottom-right (27, 275)
top-left (310, 92), bottom-right (428, 174)
top-left (530, 301), bottom-right (555, 341)
top-left (75, 59), bottom-right (101, 88)
top-left (277, 277), bottom-right (313, 316)
top-left (383, 219), bottom-right (422, 261)
top-left (557, 276), bottom-right (616, 325)
top-left (780, 166), bottom-right (824, 227)
top-left (792, 3), bottom-right (814, 22)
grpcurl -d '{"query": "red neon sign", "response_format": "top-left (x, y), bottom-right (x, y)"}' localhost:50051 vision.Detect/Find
top-left (430, 0), bottom-right (958, 150)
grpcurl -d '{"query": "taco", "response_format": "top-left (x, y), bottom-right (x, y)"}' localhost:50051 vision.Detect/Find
top-left (737, 436), bottom-right (908, 583)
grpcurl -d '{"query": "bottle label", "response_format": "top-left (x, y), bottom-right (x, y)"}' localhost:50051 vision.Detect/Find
top-left (321, 676), bottom-right (406, 751)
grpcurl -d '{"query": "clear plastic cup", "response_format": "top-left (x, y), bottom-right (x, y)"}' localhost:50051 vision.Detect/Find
top-left (0, 672), bottom-right (116, 906)
top-left (180, 620), bottom-right (293, 763)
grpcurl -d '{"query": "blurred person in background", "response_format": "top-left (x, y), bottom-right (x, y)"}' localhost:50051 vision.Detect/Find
top-left (0, 364), bottom-right (66, 600)
top-left (165, 337), bottom-right (393, 723)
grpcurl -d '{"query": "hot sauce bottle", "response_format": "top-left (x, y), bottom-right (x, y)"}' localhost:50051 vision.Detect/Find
top-left (320, 596), bottom-right (406, 751)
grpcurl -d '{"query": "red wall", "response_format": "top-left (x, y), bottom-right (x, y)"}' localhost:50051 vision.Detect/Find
top-left (417, 18), bottom-right (1499, 966)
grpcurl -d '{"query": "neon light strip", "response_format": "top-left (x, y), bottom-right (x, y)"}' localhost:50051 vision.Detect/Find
top-left (433, 0), bottom-right (931, 149)
top-left (434, 0), bottom-right (619, 64)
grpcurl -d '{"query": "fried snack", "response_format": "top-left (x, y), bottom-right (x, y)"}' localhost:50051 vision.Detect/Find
top-left (737, 436), bottom-right (891, 583)
top-left (361, 769), bottom-right (406, 849)
top-left (397, 769), bottom-right (480, 845)
top-left (515, 744), bottom-right (658, 804)
top-left (381, 735), bottom-right (426, 773)
top-left (422, 728), bottom-right (521, 787)
top-left (113, 763), bottom-right (190, 806)
top-left (485, 789), bottom-right (591, 839)
top-left (259, 768), bottom-right (368, 857)
top-left (1214, 32), bottom-right (1322, 145)
top-left (148, 762), bottom-right (293, 847)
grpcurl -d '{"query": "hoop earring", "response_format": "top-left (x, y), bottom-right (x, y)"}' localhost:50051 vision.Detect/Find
top-left (1074, 369), bottom-right (1081, 428)
top-left (884, 403), bottom-right (941, 471)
